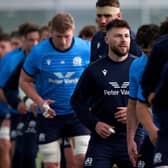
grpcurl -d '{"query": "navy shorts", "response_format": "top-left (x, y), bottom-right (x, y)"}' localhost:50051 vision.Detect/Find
top-left (83, 132), bottom-right (133, 168)
top-left (136, 135), bottom-right (154, 168)
top-left (37, 113), bottom-right (90, 144)
top-left (10, 113), bottom-right (22, 141)
top-left (153, 131), bottom-right (168, 167)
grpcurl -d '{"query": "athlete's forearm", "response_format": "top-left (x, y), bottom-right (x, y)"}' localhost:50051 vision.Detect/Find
top-left (136, 101), bottom-right (158, 136)
top-left (127, 99), bottom-right (138, 142)
top-left (0, 88), bottom-right (7, 102)
top-left (19, 70), bottom-right (44, 106)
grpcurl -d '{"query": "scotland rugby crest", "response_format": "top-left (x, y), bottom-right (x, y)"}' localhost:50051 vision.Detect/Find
top-left (73, 56), bottom-right (82, 66)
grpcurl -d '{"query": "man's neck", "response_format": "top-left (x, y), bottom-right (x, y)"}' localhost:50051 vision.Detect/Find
top-left (108, 53), bottom-right (128, 62)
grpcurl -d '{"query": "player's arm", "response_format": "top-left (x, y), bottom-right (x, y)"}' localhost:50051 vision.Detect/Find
top-left (127, 99), bottom-right (138, 140)
top-left (136, 101), bottom-right (158, 145)
top-left (127, 60), bottom-right (139, 142)
top-left (19, 69), bottom-right (55, 118)
top-left (19, 70), bottom-right (42, 105)
top-left (71, 67), bottom-right (99, 131)
top-left (0, 88), bottom-right (7, 102)
top-left (126, 59), bottom-right (140, 166)
top-left (127, 99), bottom-right (139, 167)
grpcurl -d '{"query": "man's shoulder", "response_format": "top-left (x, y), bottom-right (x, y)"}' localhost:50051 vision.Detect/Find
top-left (130, 55), bottom-right (148, 75)
top-left (74, 37), bottom-right (91, 48)
top-left (132, 54), bottom-right (147, 65)
top-left (128, 53), bottom-right (138, 61)
top-left (92, 31), bottom-right (105, 42)
top-left (33, 38), bottom-right (50, 52)
top-left (156, 34), bottom-right (168, 46)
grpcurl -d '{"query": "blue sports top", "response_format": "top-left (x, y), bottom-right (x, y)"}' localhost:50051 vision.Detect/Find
top-left (0, 48), bottom-right (24, 88)
top-left (23, 37), bottom-right (90, 115)
top-left (129, 54), bottom-right (148, 102)
top-left (0, 48), bottom-right (23, 115)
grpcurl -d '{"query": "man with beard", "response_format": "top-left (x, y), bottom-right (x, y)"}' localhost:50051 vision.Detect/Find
top-left (71, 19), bottom-right (136, 168)
top-left (90, 0), bottom-right (142, 62)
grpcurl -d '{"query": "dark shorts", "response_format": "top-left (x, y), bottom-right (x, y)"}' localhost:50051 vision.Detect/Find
top-left (83, 133), bottom-right (133, 168)
top-left (136, 136), bottom-right (154, 168)
top-left (37, 113), bottom-right (90, 144)
top-left (10, 113), bottom-right (22, 141)
top-left (153, 131), bottom-right (168, 167)
top-left (12, 113), bottom-right (38, 168)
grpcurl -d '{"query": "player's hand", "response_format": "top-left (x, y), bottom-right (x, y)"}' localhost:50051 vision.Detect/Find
top-left (17, 101), bottom-right (27, 114)
top-left (127, 139), bottom-right (139, 167)
top-left (148, 92), bottom-right (155, 105)
top-left (40, 99), bottom-right (56, 118)
top-left (95, 121), bottom-right (115, 139)
top-left (114, 107), bottom-right (127, 124)
top-left (30, 102), bottom-right (38, 117)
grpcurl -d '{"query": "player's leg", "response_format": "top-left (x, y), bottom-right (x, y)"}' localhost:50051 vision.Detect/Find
top-left (70, 135), bottom-right (90, 168)
top-left (39, 140), bottom-right (62, 168)
top-left (62, 137), bottom-right (77, 168)
top-left (0, 117), bottom-right (11, 168)
top-left (22, 113), bottom-right (38, 168)
top-left (65, 114), bottom-right (90, 168)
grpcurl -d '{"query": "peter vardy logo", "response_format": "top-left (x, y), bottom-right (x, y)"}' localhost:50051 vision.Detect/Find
top-left (109, 82), bottom-right (129, 89)
top-left (48, 72), bottom-right (78, 84)
top-left (104, 81), bottom-right (129, 95)
top-left (54, 72), bottom-right (75, 78)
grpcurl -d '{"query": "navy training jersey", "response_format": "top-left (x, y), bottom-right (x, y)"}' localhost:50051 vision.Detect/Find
top-left (91, 30), bottom-right (142, 62)
top-left (71, 55), bottom-right (136, 134)
top-left (23, 37), bottom-right (90, 115)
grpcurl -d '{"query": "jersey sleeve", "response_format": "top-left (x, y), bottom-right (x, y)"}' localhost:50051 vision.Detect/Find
top-left (0, 50), bottom-right (20, 88)
top-left (129, 60), bottom-right (138, 99)
top-left (71, 66), bottom-right (99, 131)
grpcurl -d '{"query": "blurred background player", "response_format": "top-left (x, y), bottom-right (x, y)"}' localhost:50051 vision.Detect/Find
top-left (0, 33), bottom-right (12, 59)
top-left (78, 25), bottom-right (97, 41)
top-left (39, 25), bottom-right (51, 41)
top-left (0, 31), bottom-right (13, 168)
top-left (0, 22), bottom-right (40, 168)
top-left (10, 29), bottom-right (23, 49)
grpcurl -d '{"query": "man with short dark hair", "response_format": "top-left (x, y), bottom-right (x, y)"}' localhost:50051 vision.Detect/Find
top-left (71, 19), bottom-right (135, 168)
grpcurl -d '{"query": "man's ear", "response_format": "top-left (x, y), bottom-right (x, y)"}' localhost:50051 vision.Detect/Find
top-left (117, 12), bottom-right (122, 19)
top-left (73, 27), bottom-right (76, 33)
top-left (104, 34), bottom-right (109, 45)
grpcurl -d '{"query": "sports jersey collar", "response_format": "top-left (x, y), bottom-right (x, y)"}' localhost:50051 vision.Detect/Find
top-left (49, 37), bottom-right (75, 53)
